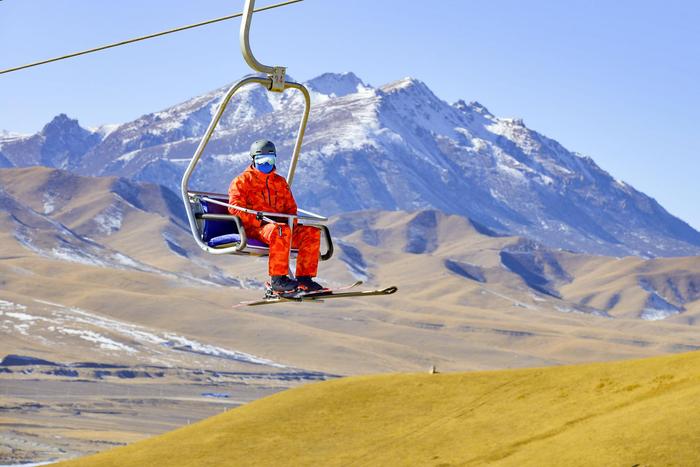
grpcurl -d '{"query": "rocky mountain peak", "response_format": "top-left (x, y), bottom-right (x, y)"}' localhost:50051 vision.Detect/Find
top-left (379, 77), bottom-right (432, 96)
top-left (41, 113), bottom-right (76, 132)
top-left (307, 72), bottom-right (367, 97)
top-left (453, 100), bottom-right (496, 120)
top-left (37, 114), bottom-right (101, 169)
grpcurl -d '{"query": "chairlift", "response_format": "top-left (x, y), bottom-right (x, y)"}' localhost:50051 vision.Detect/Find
top-left (181, 0), bottom-right (397, 305)
top-left (180, 0), bottom-right (333, 262)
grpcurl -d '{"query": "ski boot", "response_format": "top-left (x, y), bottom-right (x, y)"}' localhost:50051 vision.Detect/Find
top-left (297, 276), bottom-right (327, 293)
top-left (269, 275), bottom-right (299, 296)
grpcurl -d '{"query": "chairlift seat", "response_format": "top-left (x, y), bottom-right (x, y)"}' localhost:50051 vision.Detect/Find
top-left (199, 196), bottom-right (298, 254)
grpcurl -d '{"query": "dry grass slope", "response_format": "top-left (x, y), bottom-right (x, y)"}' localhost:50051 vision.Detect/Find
top-left (58, 350), bottom-right (700, 466)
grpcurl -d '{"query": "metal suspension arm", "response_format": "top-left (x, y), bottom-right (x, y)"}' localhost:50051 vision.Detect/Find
top-left (240, 0), bottom-right (287, 91)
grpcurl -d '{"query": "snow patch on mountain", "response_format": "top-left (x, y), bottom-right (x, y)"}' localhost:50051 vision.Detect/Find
top-left (307, 72), bottom-right (368, 98)
top-left (94, 204), bottom-right (123, 235)
top-left (10, 299), bottom-right (290, 367)
top-left (336, 240), bottom-right (370, 281)
top-left (639, 277), bottom-right (685, 320)
top-left (42, 193), bottom-right (57, 214)
top-left (116, 149), bottom-right (140, 163)
top-left (91, 123), bottom-right (121, 139)
top-left (163, 333), bottom-right (285, 367)
top-left (0, 129), bottom-right (28, 140)
top-left (59, 328), bottom-right (138, 353)
top-left (12, 216), bottom-right (149, 273)
top-left (0, 300), bottom-right (28, 313)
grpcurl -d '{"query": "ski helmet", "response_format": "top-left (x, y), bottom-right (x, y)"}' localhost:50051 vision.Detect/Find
top-left (250, 139), bottom-right (276, 158)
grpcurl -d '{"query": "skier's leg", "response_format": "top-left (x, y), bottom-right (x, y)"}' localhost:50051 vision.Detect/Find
top-left (293, 225), bottom-right (321, 279)
top-left (259, 223), bottom-right (292, 277)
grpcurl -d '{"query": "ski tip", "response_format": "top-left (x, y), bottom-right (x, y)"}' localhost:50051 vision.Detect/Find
top-left (382, 286), bottom-right (398, 295)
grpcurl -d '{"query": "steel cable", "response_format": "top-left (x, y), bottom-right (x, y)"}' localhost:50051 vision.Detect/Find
top-left (0, 0), bottom-right (302, 76)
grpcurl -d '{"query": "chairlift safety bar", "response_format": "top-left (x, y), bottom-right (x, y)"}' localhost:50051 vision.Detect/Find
top-left (200, 196), bottom-right (328, 222)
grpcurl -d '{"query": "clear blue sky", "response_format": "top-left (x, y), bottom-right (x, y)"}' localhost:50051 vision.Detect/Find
top-left (1, 0), bottom-right (698, 229)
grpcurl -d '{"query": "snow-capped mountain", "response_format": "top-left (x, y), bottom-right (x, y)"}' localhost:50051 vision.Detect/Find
top-left (2, 72), bottom-right (699, 257)
top-left (307, 71), bottom-right (369, 97)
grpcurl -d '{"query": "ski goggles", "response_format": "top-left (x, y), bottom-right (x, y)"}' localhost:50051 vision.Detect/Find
top-left (254, 154), bottom-right (276, 166)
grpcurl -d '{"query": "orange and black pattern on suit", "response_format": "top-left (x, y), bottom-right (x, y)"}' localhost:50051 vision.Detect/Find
top-left (228, 165), bottom-right (321, 277)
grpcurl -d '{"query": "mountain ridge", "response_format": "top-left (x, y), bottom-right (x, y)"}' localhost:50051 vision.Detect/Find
top-left (3, 165), bottom-right (699, 326)
top-left (2, 72), bottom-right (698, 258)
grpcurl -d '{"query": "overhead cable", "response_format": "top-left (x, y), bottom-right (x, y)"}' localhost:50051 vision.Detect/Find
top-left (0, 0), bottom-right (302, 76)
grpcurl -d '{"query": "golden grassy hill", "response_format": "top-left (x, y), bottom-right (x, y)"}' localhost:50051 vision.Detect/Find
top-left (58, 350), bottom-right (700, 466)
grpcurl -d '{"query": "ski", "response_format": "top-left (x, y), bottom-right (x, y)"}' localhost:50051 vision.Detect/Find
top-left (234, 280), bottom-right (363, 308)
top-left (234, 283), bottom-right (397, 307)
top-left (269, 279), bottom-right (364, 299)
top-left (236, 280), bottom-right (365, 307)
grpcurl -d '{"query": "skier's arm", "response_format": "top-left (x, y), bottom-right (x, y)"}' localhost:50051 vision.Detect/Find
top-left (228, 176), bottom-right (261, 228)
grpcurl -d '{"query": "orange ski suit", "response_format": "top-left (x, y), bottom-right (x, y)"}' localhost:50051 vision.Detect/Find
top-left (228, 165), bottom-right (320, 277)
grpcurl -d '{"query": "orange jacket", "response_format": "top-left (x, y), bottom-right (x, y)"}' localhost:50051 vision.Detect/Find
top-left (228, 165), bottom-right (298, 228)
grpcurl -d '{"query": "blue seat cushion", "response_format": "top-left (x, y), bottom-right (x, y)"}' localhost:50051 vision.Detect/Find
top-left (208, 233), bottom-right (299, 254)
top-left (201, 198), bottom-right (238, 242)
top-left (208, 234), bottom-right (267, 248)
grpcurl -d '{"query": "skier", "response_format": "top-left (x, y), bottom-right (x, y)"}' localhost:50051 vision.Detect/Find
top-left (228, 140), bottom-right (324, 294)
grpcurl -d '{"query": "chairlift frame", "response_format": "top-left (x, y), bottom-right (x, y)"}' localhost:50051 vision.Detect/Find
top-left (181, 0), bottom-right (332, 262)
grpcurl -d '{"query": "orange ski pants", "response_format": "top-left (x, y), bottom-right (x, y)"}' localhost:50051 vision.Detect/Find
top-left (247, 223), bottom-right (321, 277)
